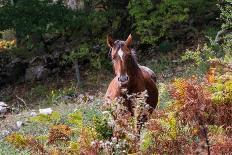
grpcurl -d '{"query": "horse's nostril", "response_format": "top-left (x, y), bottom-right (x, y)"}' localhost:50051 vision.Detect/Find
top-left (118, 75), bottom-right (129, 82)
top-left (126, 76), bottom-right (129, 81)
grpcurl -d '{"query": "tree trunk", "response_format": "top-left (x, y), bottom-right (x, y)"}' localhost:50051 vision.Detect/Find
top-left (74, 60), bottom-right (81, 86)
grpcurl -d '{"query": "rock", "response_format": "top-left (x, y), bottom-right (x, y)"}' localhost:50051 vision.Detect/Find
top-left (1, 130), bottom-right (10, 138)
top-left (172, 59), bottom-right (179, 63)
top-left (0, 102), bottom-right (7, 114)
top-left (25, 66), bottom-right (50, 81)
top-left (39, 108), bottom-right (53, 115)
top-left (30, 111), bottom-right (37, 116)
top-left (16, 121), bottom-right (23, 129)
top-left (0, 102), bottom-right (7, 107)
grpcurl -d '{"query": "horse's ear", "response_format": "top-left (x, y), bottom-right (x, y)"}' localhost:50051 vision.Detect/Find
top-left (107, 35), bottom-right (114, 48)
top-left (125, 34), bottom-right (132, 47)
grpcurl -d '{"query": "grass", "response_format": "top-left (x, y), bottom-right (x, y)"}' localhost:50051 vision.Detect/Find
top-left (0, 141), bottom-right (30, 155)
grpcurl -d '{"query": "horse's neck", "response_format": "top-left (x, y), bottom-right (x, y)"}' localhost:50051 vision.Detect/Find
top-left (127, 56), bottom-right (140, 77)
top-left (127, 67), bottom-right (145, 91)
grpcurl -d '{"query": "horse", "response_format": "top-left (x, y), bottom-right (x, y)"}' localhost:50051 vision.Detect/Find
top-left (105, 34), bottom-right (158, 114)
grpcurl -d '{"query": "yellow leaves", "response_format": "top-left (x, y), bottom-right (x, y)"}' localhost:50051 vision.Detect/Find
top-left (5, 133), bottom-right (45, 154)
top-left (68, 141), bottom-right (80, 153)
top-left (5, 133), bottom-right (28, 148)
top-left (68, 127), bottom-right (98, 154)
top-left (78, 127), bottom-right (97, 148)
top-left (159, 113), bottom-right (178, 140)
top-left (49, 147), bottom-right (63, 155)
top-left (48, 124), bottom-right (72, 144)
top-left (0, 39), bottom-right (16, 50)
top-left (171, 78), bottom-right (188, 105)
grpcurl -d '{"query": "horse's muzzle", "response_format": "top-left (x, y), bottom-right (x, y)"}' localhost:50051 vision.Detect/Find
top-left (118, 75), bottom-right (129, 87)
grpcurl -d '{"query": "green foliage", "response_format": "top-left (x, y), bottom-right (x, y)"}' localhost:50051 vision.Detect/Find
top-left (93, 115), bottom-right (113, 140)
top-left (0, 140), bottom-right (30, 155)
top-left (8, 47), bottom-right (35, 59)
top-left (182, 44), bottom-right (215, 76)
top-left (129, 0), bottom-right (189, 44)
top-left (158, 83), bottom-right (173, 109)
top-left (62, 44), bottom-right (90, 64)
top-left (187, 0), bottom-right (219, 22)
top-left (158, 40), bottom-right (175, 53)
top-left (219, 0), bottom-right (232, 29)
top-left (0, 29), bottom-right (15, 40)
top-left (46, 85), bottom-right (76, 105)
top-left (68, 111), bottom-right (83, 127)
top-left (210, 74), bottom-right (232, 104)
top-left (159, 113), bottom-right (178, 140)
top-left (30, 111), bottom-right (61, 124)
top-left (204, 26), bottom-right (219, 39)
top-left (139, 130), bottom-right (153, 152)
top-left (0, 0), bottom-right (76, 37)
top-left (128, 0), bottom-right (219, 45)
top-left (30, 85), bottom-right (49, 98)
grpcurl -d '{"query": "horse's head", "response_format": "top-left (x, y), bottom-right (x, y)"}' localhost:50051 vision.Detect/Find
top-left (107, 34), bottom-right (137, 87)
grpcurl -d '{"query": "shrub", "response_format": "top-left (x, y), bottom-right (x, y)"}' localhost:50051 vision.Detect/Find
top-left (129, 0), bottom-right (189, 44)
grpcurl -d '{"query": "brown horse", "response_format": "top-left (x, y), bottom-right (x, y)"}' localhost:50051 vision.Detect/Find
top-left (105, 34), bottom-right (158, 114)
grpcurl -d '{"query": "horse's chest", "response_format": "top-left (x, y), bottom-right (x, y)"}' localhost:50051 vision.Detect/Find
top-left (127, 83), bottom-right (146, 94)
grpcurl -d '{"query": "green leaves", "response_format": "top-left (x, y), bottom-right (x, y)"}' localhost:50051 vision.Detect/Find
top-left (68, 111), bottom-right (83, 128)
top-left (129, 0), bottom-right (189, 44)
top-left (30, 111), bottom-right (61, 124)
top-left (139, 130), bottom-right (153, 152)
top-left (93, 115), bottom-right (113, 140)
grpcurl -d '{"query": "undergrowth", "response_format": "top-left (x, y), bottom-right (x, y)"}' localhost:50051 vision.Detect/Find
top-left (2, 51), bottom-right (231, 154)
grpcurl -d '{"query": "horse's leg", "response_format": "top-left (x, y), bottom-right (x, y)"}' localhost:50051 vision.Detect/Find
top-left (105, 78), bottom-right (120, 100)
top-left (145, 79), bottom-right (158, 111)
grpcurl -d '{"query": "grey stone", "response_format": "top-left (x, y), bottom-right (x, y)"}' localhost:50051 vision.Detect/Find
top-left (25, 66), bottom-right (50, 81)
top-left (0, 102), bottom-right (7, 114)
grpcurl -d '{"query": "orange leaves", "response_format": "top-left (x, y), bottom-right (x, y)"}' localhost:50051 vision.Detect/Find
top-left (5, 133), bottom-right (45, 154)
top-left (172, 78), bottom-right (188, 99)
top-left (206, 67), bottom-right (216, 83)
top-left (48, 124), bottom-right (72, 144)
top-left (169, 78), bottom-right (188, 107)
top-left (169, 78), bottom-right (212, 124)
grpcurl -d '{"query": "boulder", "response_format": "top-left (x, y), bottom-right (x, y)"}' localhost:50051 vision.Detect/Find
top-left (25, 65), bottom-right (50, 81)
top-left (39, 108), bottom-right (53, 115)
top-left (0, 102), bottom-right (8, 114)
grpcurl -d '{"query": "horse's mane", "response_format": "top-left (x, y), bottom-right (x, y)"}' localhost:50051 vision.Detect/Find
top-left (131, 48), bottom-right (138, 64)
top-left (130, 48), bottom-right (140, 75)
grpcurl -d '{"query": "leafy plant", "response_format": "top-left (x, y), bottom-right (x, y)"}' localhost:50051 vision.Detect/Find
top-left (93, 115), bottom-right (113, 140)
top-left (30, 111), bottom-right (61, 124)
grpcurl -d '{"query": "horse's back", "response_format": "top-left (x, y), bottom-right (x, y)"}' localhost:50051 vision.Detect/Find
top-left (139, 65), bottom-right (157, 82)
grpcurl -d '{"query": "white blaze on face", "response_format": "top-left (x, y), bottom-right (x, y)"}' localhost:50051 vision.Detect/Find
top-left (118, 48), bottom-right (124, 61)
